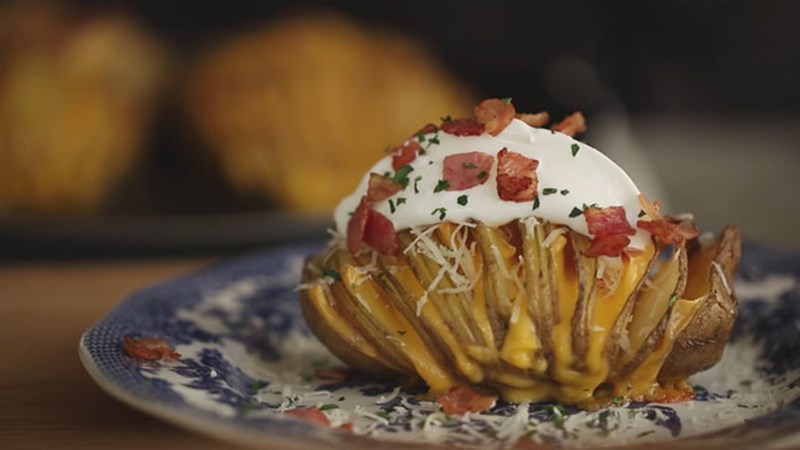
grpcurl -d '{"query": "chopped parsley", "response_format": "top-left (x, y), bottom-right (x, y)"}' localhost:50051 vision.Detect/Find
top-left (376, 411), bottom-right (391, 420)
top-left (462, 162), bottom-right (478, 169)
top-left (431, 207), bottom-right (447, 220)
top-left (392, 164), bottom-right (414, 188)
top-left (426, 133), bottom-right (440, 148)
top-left (532, 196), bottom-right (540, 210)
top-left (319, 403), bottom-right (339, 411)
top-left (501, 97), bottom-right (513, 105)
top-left (638, 209), bottom-right (646, 218)
top-left (668, 294), bottom-right (678, 308)
top-left (322, 269), bottom-right (341, 281)
top-left (560, 189), bottom-right (570, 196)
top-left (571, 143), bottom-right (580, 156)
top-left (396, 197), bottom-right (406, 206)
top-left (477, 171), bottom-right (488, 180)
top-left (440, 115), bottom-right (453, 123)
top-left (389, 199), bottom-right (397, 214)
top-left (569, 207), bottom-right (583, 218)
top-left (542, 188), bottom-right (558, 195)
top-left (413, 176), bottom-right (422, 194)
top-left (434, 179), bottom-right (450, 193)
top-left (457, 194), bottom-right (468, 206)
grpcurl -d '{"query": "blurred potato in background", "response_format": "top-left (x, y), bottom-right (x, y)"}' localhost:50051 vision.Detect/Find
top-left (0, 3), bottom-right (166, 215)
top-left (185, 12), bottom-right (474, 213)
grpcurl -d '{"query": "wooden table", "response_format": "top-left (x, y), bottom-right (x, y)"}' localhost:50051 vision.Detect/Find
top-left (0, 258), bottom-right (250, 449)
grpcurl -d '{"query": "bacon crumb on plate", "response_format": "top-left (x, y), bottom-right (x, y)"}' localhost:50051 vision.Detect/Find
top-left (442, 152), bottom-right (494, 191)
top-left (436, 386), bottom-right (497, 415)
top-left (313, 367), bottom-right (351, 382)
top-left (123, 336), bottom-right (180, 361)
top-left (553, 111), bottom-right (587, 137)
top-left (496, 147), bottom-right (539, 202)
top-left (474, 98), bottom-right (515, 136)
top-left (441, 118), bottom-right (485, 136)
top-left (284, 407), bottom-right (331, 427)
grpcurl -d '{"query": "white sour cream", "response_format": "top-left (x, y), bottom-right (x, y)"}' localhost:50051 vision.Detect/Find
top-left (333, 118), bottom-right (649, 249)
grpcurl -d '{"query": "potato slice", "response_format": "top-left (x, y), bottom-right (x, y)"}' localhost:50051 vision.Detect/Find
top-left (659, 226), bottom-right (740, 379)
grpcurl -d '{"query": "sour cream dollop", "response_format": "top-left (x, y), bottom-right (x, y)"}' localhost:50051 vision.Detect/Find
top-left (334, 118), bottom-right (648, 249)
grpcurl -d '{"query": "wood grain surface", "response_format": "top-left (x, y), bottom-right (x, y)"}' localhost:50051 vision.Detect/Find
top-left (0, 258), bottom-right (251, 450)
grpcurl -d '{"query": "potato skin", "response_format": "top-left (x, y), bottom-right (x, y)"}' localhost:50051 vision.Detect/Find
top-left (659, 226), bottom-right (741, 380)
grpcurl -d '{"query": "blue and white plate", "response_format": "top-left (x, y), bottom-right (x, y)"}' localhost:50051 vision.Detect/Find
top-left (80, 241), bottom-right (800, 449)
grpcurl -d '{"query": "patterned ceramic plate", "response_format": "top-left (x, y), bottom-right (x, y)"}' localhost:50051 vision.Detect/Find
top-left (79, 241), bottom-right (800, 449)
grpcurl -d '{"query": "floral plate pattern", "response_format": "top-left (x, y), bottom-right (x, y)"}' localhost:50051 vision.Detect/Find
top-left (80, 241), bottom-right (800, 449)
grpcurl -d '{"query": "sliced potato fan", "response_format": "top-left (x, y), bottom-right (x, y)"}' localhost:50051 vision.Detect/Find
top-left (299, 220), bottom-right (740, 407)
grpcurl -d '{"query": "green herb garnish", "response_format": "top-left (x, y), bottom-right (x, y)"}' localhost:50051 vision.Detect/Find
top-left (392, 164), bottom-right (414, 188)
top-left (569, 207), bottom-right (583, 218)
top-left (532, 196), bottom-right (540, 210)
top-left (501, 97), bottom-right (513, 105)
top-left (413, 176), bottom-right (422, 194)
top-left (457, 195), bottom-right (468, 206)
top-left (638, 209), bottom-right (646, 218)
top-left (560, 189), bottom-right (570, 196)
top-left (389, 199), bottom-right (397, 214)
top-left (440, 115), bottom-right (453, 123)
top-left (319, 403), bottom-right (339, 411)
top-left (322, 269), bottom-right (341, 281)
top-left (462, 162), bottom-right (478, 169)
top-left (542, 188), bottom-right (558, 195)
top-left (434, 179), bottom-right (450, 193)
top-left (571, 143), bottom-right (580, 156)
top-left (431, 207), bottom-right (447, 220)
top-left (477, 171), bottom-right (488, 180)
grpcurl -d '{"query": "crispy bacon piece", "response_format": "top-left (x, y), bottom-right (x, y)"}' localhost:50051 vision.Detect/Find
top-left (347, 197), bottom-right (370, 254)
top-left (442, 152), bottom-right (494, 191)
top-left (314, 367), bottom-right (351, 382)
top-left (363, 208), bottom-right (399, 255)
top-left (436, 386), bottom-right (497, 415)
top-left (366, 173), bottom-right (403, 202)
top-left (515, 112), bottom-right (550, 127)
top-left (390, 140), bottom-right (421, 170)
top-left (496, 147), bottom-right (539, 202)
top-left (412, 123), bottom-right (438, 139)
top-left (584, 206), bottom-right (635, 238)
top-left (474, 98), bottom-right (516, 136)
top-left (123, 336), bottom-right (180, 361)
top-left (585, 234), bottom-right (631, 258)
top-left (441, 118), bottom-right (485, 136)
top-left (285, 407), bottom-right (331, 427)
top-left (553, 111), bottom-right (587, 137)
top-left (338, 423), bottom-right (354, 432)
top-left (638, 218), bottom-right (699, 244)
top-left (638, 193), bottom-right (662, 221)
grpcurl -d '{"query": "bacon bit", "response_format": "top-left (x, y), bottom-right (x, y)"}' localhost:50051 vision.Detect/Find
top-left (442, 152), bottom-right (494, 191)
top-left (553, 111), bottom-right (587, 137)
top-left (584, 206), bottom-right (635, 238)
top-left (496, 147), bottom-right (539, 202)
top-left (391, 140), bottom-right (421, 170)
top-left (638, 192), bottom-right (662, 221)
top-left (441, 118), bottom-right (485, 136)
top-left (638, 218), bottom-right (699, 244)
top-left (412, 123), bottom-right (438, 139)
top-left (314, 367), bottom-right (351, 382)
top-left (347, 197), bottom-right (370, 254)
top-left (474, 98), bottom-right (516, 136)
top-left (363, 208), bottom-right (399, 255)
top-left (515, 112), bottom-right (550, 127)
top-left (645, 386), bottom-right (696, 403)
top-left (285, 407), bottom-right (331, 427)
top-left (123, 336), bottom-right (180, 361)
top-left (436, 386), bottom-right (497, 415)
top-left (338, 423), bottom-right (354, 432)
top-left (366, 173), bottom-right (403, 202)
top-left (585, 234), bottom-right (631, 257)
